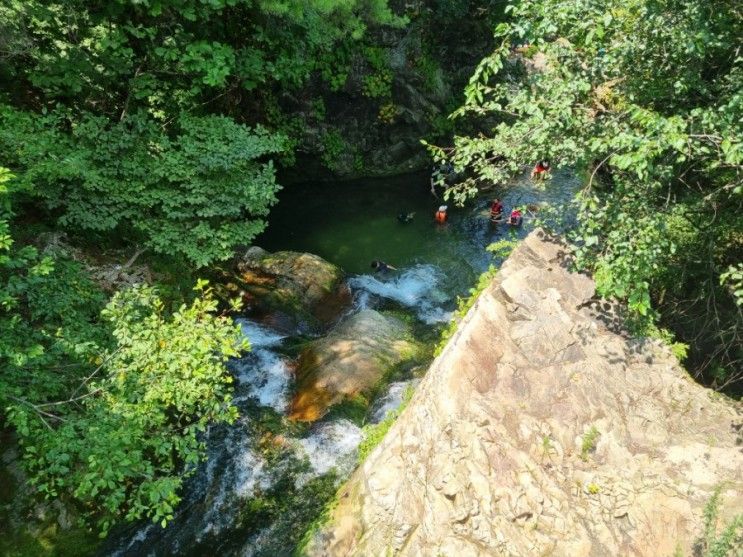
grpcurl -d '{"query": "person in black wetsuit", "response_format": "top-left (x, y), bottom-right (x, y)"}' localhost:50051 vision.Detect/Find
top-left (371, 260), bottom-right (397, 273)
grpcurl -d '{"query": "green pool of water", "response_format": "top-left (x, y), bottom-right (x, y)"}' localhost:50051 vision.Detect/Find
top-left (258, 169), bottom-right (580, 296)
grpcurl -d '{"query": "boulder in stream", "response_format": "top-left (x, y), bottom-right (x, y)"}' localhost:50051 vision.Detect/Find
top-left (289, 309), bottom-right (420, 422)
top-left (221, 247), bottom-right (351, 334)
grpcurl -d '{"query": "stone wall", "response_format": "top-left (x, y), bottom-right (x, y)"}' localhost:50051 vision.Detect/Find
top-left (306, 230), bottom-right (743, 556)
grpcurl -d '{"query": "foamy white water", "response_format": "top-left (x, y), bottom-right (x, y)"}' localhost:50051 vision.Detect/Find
top-left (198, 441), bottom-right (272, 539)
top-left (110, 524), bottom-right (156, 557)
top-left (370, 380), bottom-right (420, 424)
top-left (348, 264), bottom-right (451, 323)
top-left (232, 349), bottom-right (292, 413)
top-left (296, 420), bottom-right (363, 477)
top-left (235, 318), bottom-right (287, 348)
top-left (418, 305), bottom-right (453, 324)
top-left (234, 447), bottom-right (270, 497)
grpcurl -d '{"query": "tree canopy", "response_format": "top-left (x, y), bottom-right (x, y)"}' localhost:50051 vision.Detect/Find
top-left (7, 283), bottom-right (245, 533)
top-left (0, 0), bottom-right (412, 539)
top-left (0, 107), bottom-right (287, 266)
top-left (0, 0), bottom-right (405, 266)
top-left (1, 165), bottom-right (246, 529)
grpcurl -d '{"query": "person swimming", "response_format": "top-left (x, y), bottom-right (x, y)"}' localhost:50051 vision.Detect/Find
top-left (371, 260), bottom-right (397, 273)
top-left (507, 208), bottom-right (523, 226)
top-left (434, 205), bottom-right (448, 224)
top-left (490, 198), bottom-right (504, 222)
top-left (397, 211), bottom-right (415, 223)
top-left (531, 160), bottom-right (551, 179)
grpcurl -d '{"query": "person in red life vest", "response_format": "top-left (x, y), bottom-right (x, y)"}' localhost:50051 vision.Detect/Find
top-left (434, 205), bottom-right (448, 224)
top-left (507, 208), bottom-right (523, 226)
top-left (490, 198), bottom-right (504, 222)
top-left (530, 160), bottom-right (550, 179)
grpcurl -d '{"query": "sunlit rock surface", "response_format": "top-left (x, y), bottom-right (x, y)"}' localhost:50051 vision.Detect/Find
top-left (224, 247), bottom-right (351, 333)
top-left (290, 309), bottom-right (419, 422)
top-left (306, 230), bottom-right (743, 557)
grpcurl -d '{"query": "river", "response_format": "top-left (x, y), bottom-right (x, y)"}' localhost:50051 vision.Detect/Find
top-left (103, 168), bottom-right (579, 556)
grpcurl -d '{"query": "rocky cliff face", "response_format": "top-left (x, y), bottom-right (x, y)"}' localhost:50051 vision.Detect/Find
top-left (306, 231), bottom-right (743, 556)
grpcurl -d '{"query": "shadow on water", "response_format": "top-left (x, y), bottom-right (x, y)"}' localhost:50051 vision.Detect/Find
top-left (102, 169), bottom-right (580, 557)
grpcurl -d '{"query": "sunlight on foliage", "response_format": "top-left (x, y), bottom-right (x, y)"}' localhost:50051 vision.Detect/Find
top-left (429, 0), bottom-right (742, 386)
top-left (6, 282), bottom-right (246, 534)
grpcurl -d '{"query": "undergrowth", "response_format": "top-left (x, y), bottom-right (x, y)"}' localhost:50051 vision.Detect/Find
top-left (356, 384), bottom-right (415, 463)
top-left (690, 486), bottom-right (743, 557)
top-left (580, 425), bottom-right (600, 461)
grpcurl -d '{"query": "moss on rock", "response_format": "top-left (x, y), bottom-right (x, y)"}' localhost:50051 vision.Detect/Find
top-left (218, 248), bottom-right (351, 333)
top-left (289, 310), bottom-right (422, 422)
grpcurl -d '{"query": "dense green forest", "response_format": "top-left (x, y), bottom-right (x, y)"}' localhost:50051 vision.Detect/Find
top-left (0, 0), bottom-right (740, 552)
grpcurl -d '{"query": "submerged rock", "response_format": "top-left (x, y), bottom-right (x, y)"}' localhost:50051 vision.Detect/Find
top-left (289, 310), bottom-right (419, 422)
top-left (305, 230), bottom-right (743, 557)
top-left (222, 248), bottom-right (351, 334)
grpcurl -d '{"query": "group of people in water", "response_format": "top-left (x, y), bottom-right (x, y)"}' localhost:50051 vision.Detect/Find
top-left (488, 198), bottom-right (523, 226)
top-left (428, 160), bottom-right (549, 225)
top-left (376, 160), bottom-right (549, 274)
top-left (429, 201), bottom-right (523, 226)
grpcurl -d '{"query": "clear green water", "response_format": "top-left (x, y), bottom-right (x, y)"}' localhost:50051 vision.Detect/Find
top-left (258, 169), bottom-right (580, 296)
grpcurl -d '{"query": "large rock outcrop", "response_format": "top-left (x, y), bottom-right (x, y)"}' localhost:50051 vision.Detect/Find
top-left (290, 310), bottom-right (420, 422)
top-left (306, 231), bottom-right (743, 556)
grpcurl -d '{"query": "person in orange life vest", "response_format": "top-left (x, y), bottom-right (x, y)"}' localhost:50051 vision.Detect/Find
top-left (530, 160), bottom-right (550, 179)
top-left (507, 208), bottom-right (523, 226)
top-left (434, 205), bottom-right (448, 223)
top-left (490, 198), bottom-right (504, 221)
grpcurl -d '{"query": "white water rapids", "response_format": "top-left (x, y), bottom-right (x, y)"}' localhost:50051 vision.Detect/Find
top-left (349, 264), bottom-right (453, 324)
top-left (109, 308), bottom-right (420, 557)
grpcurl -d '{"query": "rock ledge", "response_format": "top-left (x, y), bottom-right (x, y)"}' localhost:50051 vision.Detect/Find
top-left (306, 230), bottom-right (742, 557)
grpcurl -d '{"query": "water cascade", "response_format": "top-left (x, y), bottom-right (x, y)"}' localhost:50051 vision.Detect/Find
top-left (107, 170), bottom-right (580, 556)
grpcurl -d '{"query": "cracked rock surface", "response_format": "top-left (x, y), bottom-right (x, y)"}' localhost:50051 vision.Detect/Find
top-left (305, 231), bottom-right (743, 557)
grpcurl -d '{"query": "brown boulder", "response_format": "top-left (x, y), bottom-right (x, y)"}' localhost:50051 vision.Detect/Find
top-left (289, 310), bottom-right (420, 422)
top-left (223, 247), bottom-right (350, 333)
